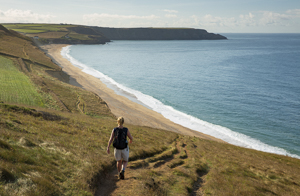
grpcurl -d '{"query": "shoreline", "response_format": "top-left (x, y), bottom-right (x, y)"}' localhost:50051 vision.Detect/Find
top-left (41, 44), bottom-right (224, 142)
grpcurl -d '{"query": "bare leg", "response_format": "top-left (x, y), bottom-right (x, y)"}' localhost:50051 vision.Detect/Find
top-left (122, 161), bottom-right (128, 171)
top-left (117, 160), bottom-right (122, 173)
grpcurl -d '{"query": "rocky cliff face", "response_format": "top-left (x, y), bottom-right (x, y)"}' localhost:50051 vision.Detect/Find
top-left (92, 27), bottom-right (227, 40)
top-left (62, 26), bottom-right (110, 44)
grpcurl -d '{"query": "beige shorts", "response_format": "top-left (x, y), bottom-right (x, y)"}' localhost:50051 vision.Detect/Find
top-left (114, 147), bottom-right (129, 161)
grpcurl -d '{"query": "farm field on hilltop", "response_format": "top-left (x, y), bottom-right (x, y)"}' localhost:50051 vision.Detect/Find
top-left (2, 23), bottom-right (74, 34)
top-left (2, 23), bottom-right (109, 44)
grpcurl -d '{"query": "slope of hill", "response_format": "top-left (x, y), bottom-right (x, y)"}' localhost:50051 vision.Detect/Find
top-left (2, 23), bottom-right (227, 43)
top-left (1, 102), bottom-right (300, 196)
top-left (0, 24), bottom-right (300, 196)
top-left (2, 23), bottom-right (110, 45)
top-left (0, 24), bottom-right (113, 114)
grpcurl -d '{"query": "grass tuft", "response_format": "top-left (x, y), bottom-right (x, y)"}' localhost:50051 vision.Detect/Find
top-left (0, 168), bottom-right (16, 183)
top-left (18, 137), bottom-right (37, 147)
top-left (168, 160), bottom-right (184, 169)
top-left (0, 139), bottom-right (13, 150)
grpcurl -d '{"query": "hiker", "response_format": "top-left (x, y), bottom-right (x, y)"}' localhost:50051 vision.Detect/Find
top-left (107, 117), bottom-right (133, 179)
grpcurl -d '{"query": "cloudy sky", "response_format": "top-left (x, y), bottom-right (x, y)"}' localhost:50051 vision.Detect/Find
top-left (1, 0), bottom-right (300, 33)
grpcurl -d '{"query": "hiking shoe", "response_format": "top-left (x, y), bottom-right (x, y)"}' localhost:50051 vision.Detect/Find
top-left (118, 172), bottom-right (121, 179)
top-left (120, 170), bottom-right (125, 180)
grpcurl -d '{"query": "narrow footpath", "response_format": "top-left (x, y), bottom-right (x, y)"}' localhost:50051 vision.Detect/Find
top-left (95, 137), bottom-right (206, 196)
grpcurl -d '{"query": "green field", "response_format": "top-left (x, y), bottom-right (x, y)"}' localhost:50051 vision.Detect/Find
top-left (0, 56), bottom-right (44, 106)
top-left (2, 23), bottom-right (74, 34)
top-left (1, 23), bottom-right (109, 45)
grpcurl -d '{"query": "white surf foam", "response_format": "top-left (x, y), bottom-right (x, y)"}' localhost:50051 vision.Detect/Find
top-left (61, 45), bottom-right (300, 159)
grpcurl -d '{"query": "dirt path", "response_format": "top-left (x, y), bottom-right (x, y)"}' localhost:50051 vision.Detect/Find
top-left (94, 167), bottom-right (140, 196)
top-left (22, 43), bottom-right (29, 59)
top-left (95, 137), bottom-right (206, 196)
top-left (76, 96), bottom-right (85, 114)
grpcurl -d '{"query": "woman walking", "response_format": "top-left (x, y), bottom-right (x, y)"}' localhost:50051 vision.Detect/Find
top-left (107, 117), bottom-right (133, 179)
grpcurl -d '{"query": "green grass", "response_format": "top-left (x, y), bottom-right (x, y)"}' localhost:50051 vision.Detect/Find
top-left (0, 56), bottom-right (44, 106)
top-left (1, 23), bottom-right (109, 45)
top-left (68, 33), bottom-right (93, 40)
top-left (26, 31), bottom-right (69, 39)
top-left (11, 29), bottom-right (46, 34)
top-left (2, 23), bottom-right (74, 34)
top-left (126, 135), bottom-right (300, 196)
top-left (0, 103), bottom-right (178, 196)
top-left (0, 29), bottom-right (61, 69)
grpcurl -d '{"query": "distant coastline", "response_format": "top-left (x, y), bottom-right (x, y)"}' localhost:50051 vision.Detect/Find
top-left (90, 27), bottom-right (227, 40)
top-left (1, 23), bottom-right (227, 45)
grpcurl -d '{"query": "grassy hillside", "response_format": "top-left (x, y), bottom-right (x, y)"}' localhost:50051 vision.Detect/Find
top-left (0, 24), bottom-right (300, 196)
top-left (0, 103), bottom-right (177, 195)
top-left (1, 102), bottom-right (300, 196)
top-left (1, 23), bottom-right (109, 44)
top-left (0, 56), bottom-right (44, 106)
top-left (0, 25), bottom-right (59, 69)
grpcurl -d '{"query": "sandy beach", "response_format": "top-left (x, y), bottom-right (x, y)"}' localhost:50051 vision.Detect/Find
top-left (41, 44), bottom-right (223, 142)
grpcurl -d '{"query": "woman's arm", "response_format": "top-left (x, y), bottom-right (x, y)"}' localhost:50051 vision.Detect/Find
top-left (127, 129), bottom-right (133, 143)
top-left (107, 129), bottom-right (114, 154)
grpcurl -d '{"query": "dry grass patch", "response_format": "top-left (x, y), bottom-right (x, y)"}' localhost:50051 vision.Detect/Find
top-left (27, 32), bottom-right (69, 39)
top-left (0, 102), bottom-right (180, 195)
top-left (0, 28), bottom-right (60, 70)
top-left (107, 135), bottom-right (300, 196)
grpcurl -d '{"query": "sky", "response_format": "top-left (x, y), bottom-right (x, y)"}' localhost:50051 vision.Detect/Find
top-left (0, 0), bottom-right (300, 33)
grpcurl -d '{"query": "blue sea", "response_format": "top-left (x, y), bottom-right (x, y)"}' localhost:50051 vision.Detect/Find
top-left (61, 34), bottom-right (300, 159)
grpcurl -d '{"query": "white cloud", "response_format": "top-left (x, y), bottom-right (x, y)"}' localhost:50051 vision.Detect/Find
top-left (83, 13), bottom-right (160, 27)
top-left (239, 12), bottom-right (254, 20)
top-left (84, 13), bottom-right (158, 20)
top-left (194, 14), bottom-right (237, 28)
top-left (165, 14), bottom-right (177, 18)
top-left (239, 13), bottom-right (256, 26)
top-left (259, 11), bottom-right (290, 25)
top-left (198, 13), bottom-right (256, 28)
top-left (162, 9), bottom-right (178, 13)
top-left (286, 9), bottom-right (300, 16)
top-left (0, 9), bottom-right (55, 23)
top-left (0, 8), bottom-right (298, 33)
top-left (203, 15), bottom-right (222, 25)
top-left (188, 9), bottom-right (300, 32)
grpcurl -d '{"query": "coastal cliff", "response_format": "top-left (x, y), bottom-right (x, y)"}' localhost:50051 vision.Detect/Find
top-left (92, 27), bottom-right (227, 40)
top-left (1, 24), bottom-right (226, 44)
top-left (63, 26), bottom-right (110, 44)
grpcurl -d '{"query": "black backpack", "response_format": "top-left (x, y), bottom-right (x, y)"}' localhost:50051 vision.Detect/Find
top-left (113, 127), bottom-right (128, 149)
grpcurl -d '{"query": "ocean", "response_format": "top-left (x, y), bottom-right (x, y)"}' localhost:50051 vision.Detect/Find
top-left (61, 33), bottom-right (300, 159)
